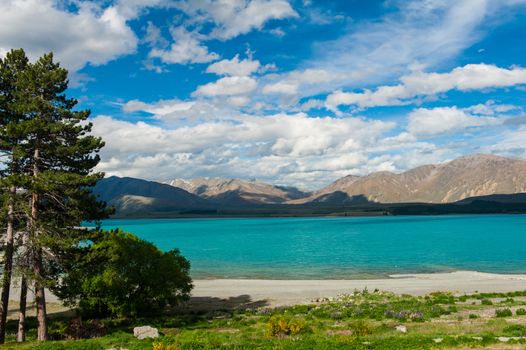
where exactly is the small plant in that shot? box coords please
[503,324,526,336]
[266,315,305,337]
[349,320,373,337]
[153,343,180,350]
[481,299,493,305]
[468,314,478,319]
[516,308,526,316]
[495,308,513,317]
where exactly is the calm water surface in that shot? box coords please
[100,215,526,279]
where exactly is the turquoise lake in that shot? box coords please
[100,215,526,279]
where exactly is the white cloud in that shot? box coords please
[149,26,219,64]
[123,99,195,115]
[206,55,260,76]
[194,76,258,96]
[262,69,341,95]
[0,0,137,73]
[143,21,169,48]
[175,0,298,40]
[281,0,526,101]
[91,112,408,188]
[407,106,501,138]
[487,125,526,158]
[464,100,520,116]
[227,96,250,107]
[122,98,242,124]
[326,64,526,110]
[263,81,298,95]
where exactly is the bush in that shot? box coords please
[54,229,193,317]
[503,324,526,336]
[64,319,107,339]
[481,299,493,305]
[468,314,478,319]
[349,320,373,337]
[495,308,513,317]
[516,308,526,316]
[153,343,181,350]
[266,315,305,337]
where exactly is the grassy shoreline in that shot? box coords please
[4,289,526,349]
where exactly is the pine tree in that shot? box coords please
[0,50,109,342]
[0,49,30,344]
[14,52,109,341]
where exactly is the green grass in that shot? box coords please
[4,289,526,349]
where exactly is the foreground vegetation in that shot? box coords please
[3,289,526,349]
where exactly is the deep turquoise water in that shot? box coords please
[100,215,526,279]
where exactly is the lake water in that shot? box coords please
[100,215,526,279]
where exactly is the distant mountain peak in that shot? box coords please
[294,154,526,204]
[164,177,310,205]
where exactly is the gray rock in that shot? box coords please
[133,326,159,339]
[395,325,407,333]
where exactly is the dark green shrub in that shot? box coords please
[516,308,526,316]
[495,308,512,317]
[481,299,493,305]
[468,314,478,319]
[503,324,526,336]
[54,229,192,317]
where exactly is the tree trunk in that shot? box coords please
[30,148,47,341]
[16,276,27,342]
[0,186,16,343]
[34,246,47,341]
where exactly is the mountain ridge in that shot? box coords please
[164,177,310,205]
[291,154,526,204]
[92,154,526,215]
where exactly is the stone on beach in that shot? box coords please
[133,326,159,339]
[395,325,407,333]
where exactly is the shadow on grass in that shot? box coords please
[175,294,269,312]
[1,295,270,342]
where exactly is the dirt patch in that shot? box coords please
[327,329,353,336]
[209,328,240,333]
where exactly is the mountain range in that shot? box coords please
[93,154,526,216]
[294,154,526,204]
[164,178,308,205]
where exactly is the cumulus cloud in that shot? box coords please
[175,0,298,40]
[326,64,526,110]
[0,0,137,73]
[263,81,298,95]
[263,69,342,96]
[487,125,526,158]
[122,98,241,123]
[206,55,260,76]
[91,112,417,188]
[407,106,501,138]
[194,76,258,96]
[148,26,219,64]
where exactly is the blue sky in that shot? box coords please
[1,0,526,189]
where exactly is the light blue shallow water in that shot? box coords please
[100,215,526,279]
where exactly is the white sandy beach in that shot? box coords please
[6,271,526,312]
[191,271,526,307]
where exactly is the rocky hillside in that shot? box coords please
[296,154,526,204]
[164,177,309,205]
[93,176,210,214]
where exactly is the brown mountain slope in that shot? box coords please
[294,154,526,204]
[164,177,309,205]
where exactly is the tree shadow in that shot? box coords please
[173,294,269,313]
